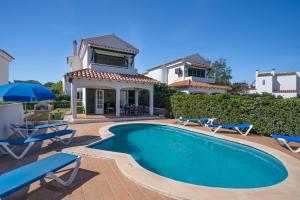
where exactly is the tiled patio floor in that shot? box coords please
[1,119,299,199]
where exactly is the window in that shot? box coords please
[128,91,135,105]
[188,68,205,78]
[262,80,265,86]
[77,92,81,100]
[95,54,127,67]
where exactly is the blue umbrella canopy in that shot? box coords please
[0,83,56,102]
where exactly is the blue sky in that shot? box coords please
[1,0,299,84]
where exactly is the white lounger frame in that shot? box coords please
[176,117,215,126]
[275,138,300,153]
[0,130,76,160]
[0,156,81,200]
[205,124,253,136]
[9,122,69,138]
[45,156,81,186]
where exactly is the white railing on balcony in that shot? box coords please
[89,63,138,75]
[185,76,215,83]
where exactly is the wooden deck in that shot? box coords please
[1,119,299,200]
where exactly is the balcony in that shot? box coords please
[89,63,138,75]
[185,76,215,83]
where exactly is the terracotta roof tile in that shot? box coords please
[273,90,297,93]
[169,80,231,90]
[64,69,159,84]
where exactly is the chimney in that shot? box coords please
[271,68,275,76]
[73,40,77,56]
[255,69,259,77]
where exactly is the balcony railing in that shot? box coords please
[185,76,215,83]
[89,63,138,75]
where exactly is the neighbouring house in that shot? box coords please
[0,49,14,85]
[144,54,231,94]
[63,34,158,119]
[248,69,300,98]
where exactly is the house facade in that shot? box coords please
[144,54,231,94]
[249,70,300,98]
[63,34,158,119]
[0,49,14,85]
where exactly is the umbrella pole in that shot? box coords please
[25,103,29,132]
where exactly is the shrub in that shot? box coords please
[77,105,84,114]
[51,101,70,108]
[171,93,300,136]
[139,83,178,113]
[55,94,70,101]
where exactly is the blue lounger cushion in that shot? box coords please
[272,134,300,143]
[177,118,209,122]
[0,130,74,145]
[207,123,252,129]
[0,153,79,198]
[11,121,68,130]
[34,122,68,130]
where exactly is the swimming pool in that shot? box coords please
[90,123,288,189]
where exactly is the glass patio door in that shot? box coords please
[95,90,104,114]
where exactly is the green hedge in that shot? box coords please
[171,93,300,136]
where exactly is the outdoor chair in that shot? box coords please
[272,134,300,153]
[10,121,69,138]
[175,117,210,126]
[205,123,253,136]
[0,129,76,159]
[0,153,81,199]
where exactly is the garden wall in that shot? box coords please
[171,94,300,136]
[0,103,24,139]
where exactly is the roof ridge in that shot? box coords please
[169,80,231,90]
[64,68,159,84]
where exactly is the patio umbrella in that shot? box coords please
[0,83,56,126]
[0,83,55,102]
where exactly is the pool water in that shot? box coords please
[90,124,288,188]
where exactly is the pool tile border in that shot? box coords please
[63,121,300,200]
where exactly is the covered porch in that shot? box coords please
[65,69,157,120]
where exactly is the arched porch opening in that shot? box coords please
[69,78,154,119]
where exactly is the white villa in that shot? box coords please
[144,54,231,94]
[63,34,158,119]
[0,49,14,85]
[249,69,300,98]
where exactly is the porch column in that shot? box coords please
[115,88,121,117]
[149,87,154,116]
[71,82,77,119]
[135,90,139,106]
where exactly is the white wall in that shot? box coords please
[0,104,24,139]
[180,87,226,94]
[167,63,185,84]
[273,92,298,98]
[67,55,82,71]
[275,75,297,91]
[256,76,273,93]
[144,68,164,83]
[82,48,89,69]
[145,61,216,86]
[0,56,9,85]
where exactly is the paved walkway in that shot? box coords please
[1,119,299,199]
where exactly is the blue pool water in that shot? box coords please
[90,124,288,188]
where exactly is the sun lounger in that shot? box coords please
[10,121,69,138]
[205,123,253,136]
[175,117,209,126]
[271,134,300,153]
[0,129,76,159]
[0,153,81,199]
